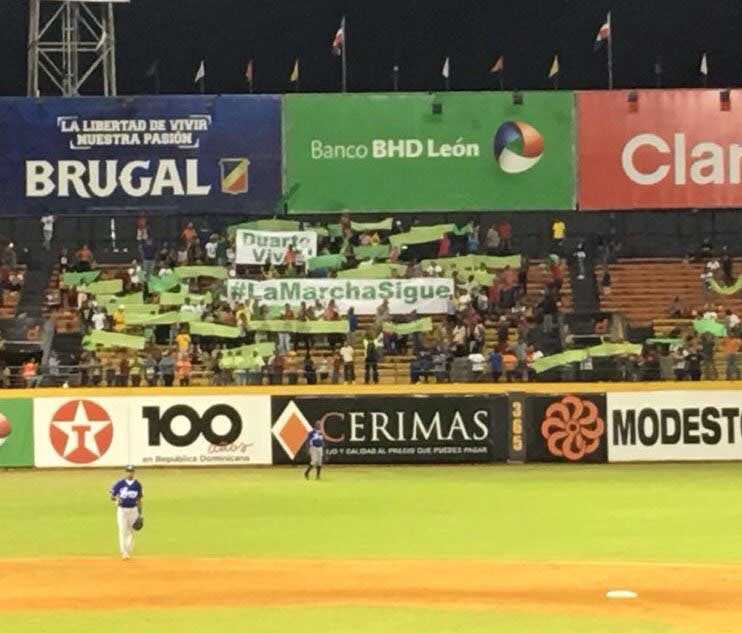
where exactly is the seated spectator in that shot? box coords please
[498,220,512,253]
[502,349,518,382]
[484,225,501,255]
[248,352,264,384]
[668,296,685,318]
[285,350,299,385]
[468,351,486,381]
[75,244,94,271]
[304,353,317,385]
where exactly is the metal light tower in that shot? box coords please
[27,0,123,97]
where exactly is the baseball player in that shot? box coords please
[109,465,143,560]
[304,422,324,480]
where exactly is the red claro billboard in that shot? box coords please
[578,90,742,209]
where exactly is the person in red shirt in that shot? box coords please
[283,244,297,267]
[181,222,197,244]
[438,233,451,257]
[497,220,512,254]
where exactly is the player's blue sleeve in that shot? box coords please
[110,480,121,497]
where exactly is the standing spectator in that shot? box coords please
[700,332,718,380]
[175,327,191,354]
[104,357,116,387]
[41,214,55,251]
[317,356,330,383]
[331,351,342,384]
[89,355,103,386]
[347,307,358,345]
[488,348,503,382]
[725,309,740,334]
[117,354,130,387]
[248,352,264,384]
[497,219,512,254]
[721,335,741,380]
[2,242,18,268]
[176,352,192,386]
[375,299,391,328]
[363,334,379,384]
[284,350,299,385]
[303,353,317,384]
[267,352,284,385]
[551,218,566,254]
[143,353,158,386]
[484,225,501,255]
[672,346,688,380]
[130,354,143,387]
[75,244,93,271]
[340,340,355,383]
[502,349,518,382]
[437,232,451,258]
[686,346,702,381]
[283,244,298,267]
[204,234,219,265]
[159,350,176,386]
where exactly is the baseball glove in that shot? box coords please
[132,516,144,531]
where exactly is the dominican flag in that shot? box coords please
[332,16,345,55]
[594,13,611,50]
[490,56,504,73]
[548,54,560,79]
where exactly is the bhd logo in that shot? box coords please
[540,395,605,461]
[272,401,312,461]
[493,121,544,174]
[49,399,113,464]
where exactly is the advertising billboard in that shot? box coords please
[0,399,34,468]
[283,92,575,212]
[608,391,742,461]
[271,395,509,464]
[0,95,281,215]
[578,89,742,209]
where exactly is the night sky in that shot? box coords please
[2,0,742,96]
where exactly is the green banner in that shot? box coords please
[0,399,34,467]
[532,342,642,374]
[283,92,575,212]
[335,263,407,279]
[247,319,349,334]
[389,224,455,247]
[420,254,521,272]
[354,243,391,261]
[306,254,347,272]
[189,321,242,338]
[227,218,302,237]
[693,318,727,337]
[382,317,433,335]
[124,311,200,326]
[83,330,147,350]
[148,272,181,294]
[351,218,394,232]
[61,270,100,288]
[174,266,228,280]
[160,290,212,307]
[711,278,742,296]
[80,278,123,295]
[219,342,276,369]
[99,292,145,310]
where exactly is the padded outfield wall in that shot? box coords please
[1,383,742,468]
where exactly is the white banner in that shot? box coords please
[236,229,317,265]
[608,391,742,462]
[34,397,130,468]
[33,395,272,467]
[130,395,272,466]
[226,277,454,315]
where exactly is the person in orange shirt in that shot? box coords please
[22,358,38,388]
[175,352,192,386]
[722,336,741,380]
[181,222,197,244]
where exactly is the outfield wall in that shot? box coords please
[1,383,741,467]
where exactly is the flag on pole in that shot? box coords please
[700,53,708,76]
[145,60,159,78]
[332,16,345,55]
[548,54,560,79]
[442,57,450,78]
[194,60,205,84]
[245,60,254,83]
[290,59,300,83]
[490,56,504,73]
[594,15,611,50]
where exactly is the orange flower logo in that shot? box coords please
[541,395,604,461]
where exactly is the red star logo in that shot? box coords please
[49,400,113,464]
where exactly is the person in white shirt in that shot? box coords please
[91,310,107,331]
[340,342,355,383]
[41,214,55,251]
[204,236,218,264]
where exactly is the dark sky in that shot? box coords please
[2,0,741,96]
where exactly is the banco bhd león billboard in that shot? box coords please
[0,95,281,215]
[282,92,575,212]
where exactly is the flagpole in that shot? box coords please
[154,69,160,95]
[607,10,614,89]
[341,17,347,92]
[392,65,399,91]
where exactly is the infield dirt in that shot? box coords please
[1,558,740,632]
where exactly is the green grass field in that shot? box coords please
[3,463,741,632]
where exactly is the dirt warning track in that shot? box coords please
[1,558,741,632]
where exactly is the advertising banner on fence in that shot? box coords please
[130,395,272,466]
[608,391,742,461]
[226,277,454,315]
[271,395,509,464]
[524,393,607,463]
[283,92,575,212]
[235,228,317,265]
[0,399,34,467]
[34,397,130,468]
[0,95,281,215]
[578,90,742,209]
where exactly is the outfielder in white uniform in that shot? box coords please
[109,465,143,560]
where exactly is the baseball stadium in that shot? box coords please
[2,1,742,632]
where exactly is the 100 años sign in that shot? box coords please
[226,277,454,315]
[271,395,509,464]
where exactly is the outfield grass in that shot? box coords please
[0,606,681,633]
[2,463,742,562]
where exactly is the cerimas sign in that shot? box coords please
[607,391,742,461]
[0,95,281,214]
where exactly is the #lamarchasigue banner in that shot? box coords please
[235,228,317,265]
[225,277,454,315]
[578,89,742,209]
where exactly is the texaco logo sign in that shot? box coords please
[49,399,114,464]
